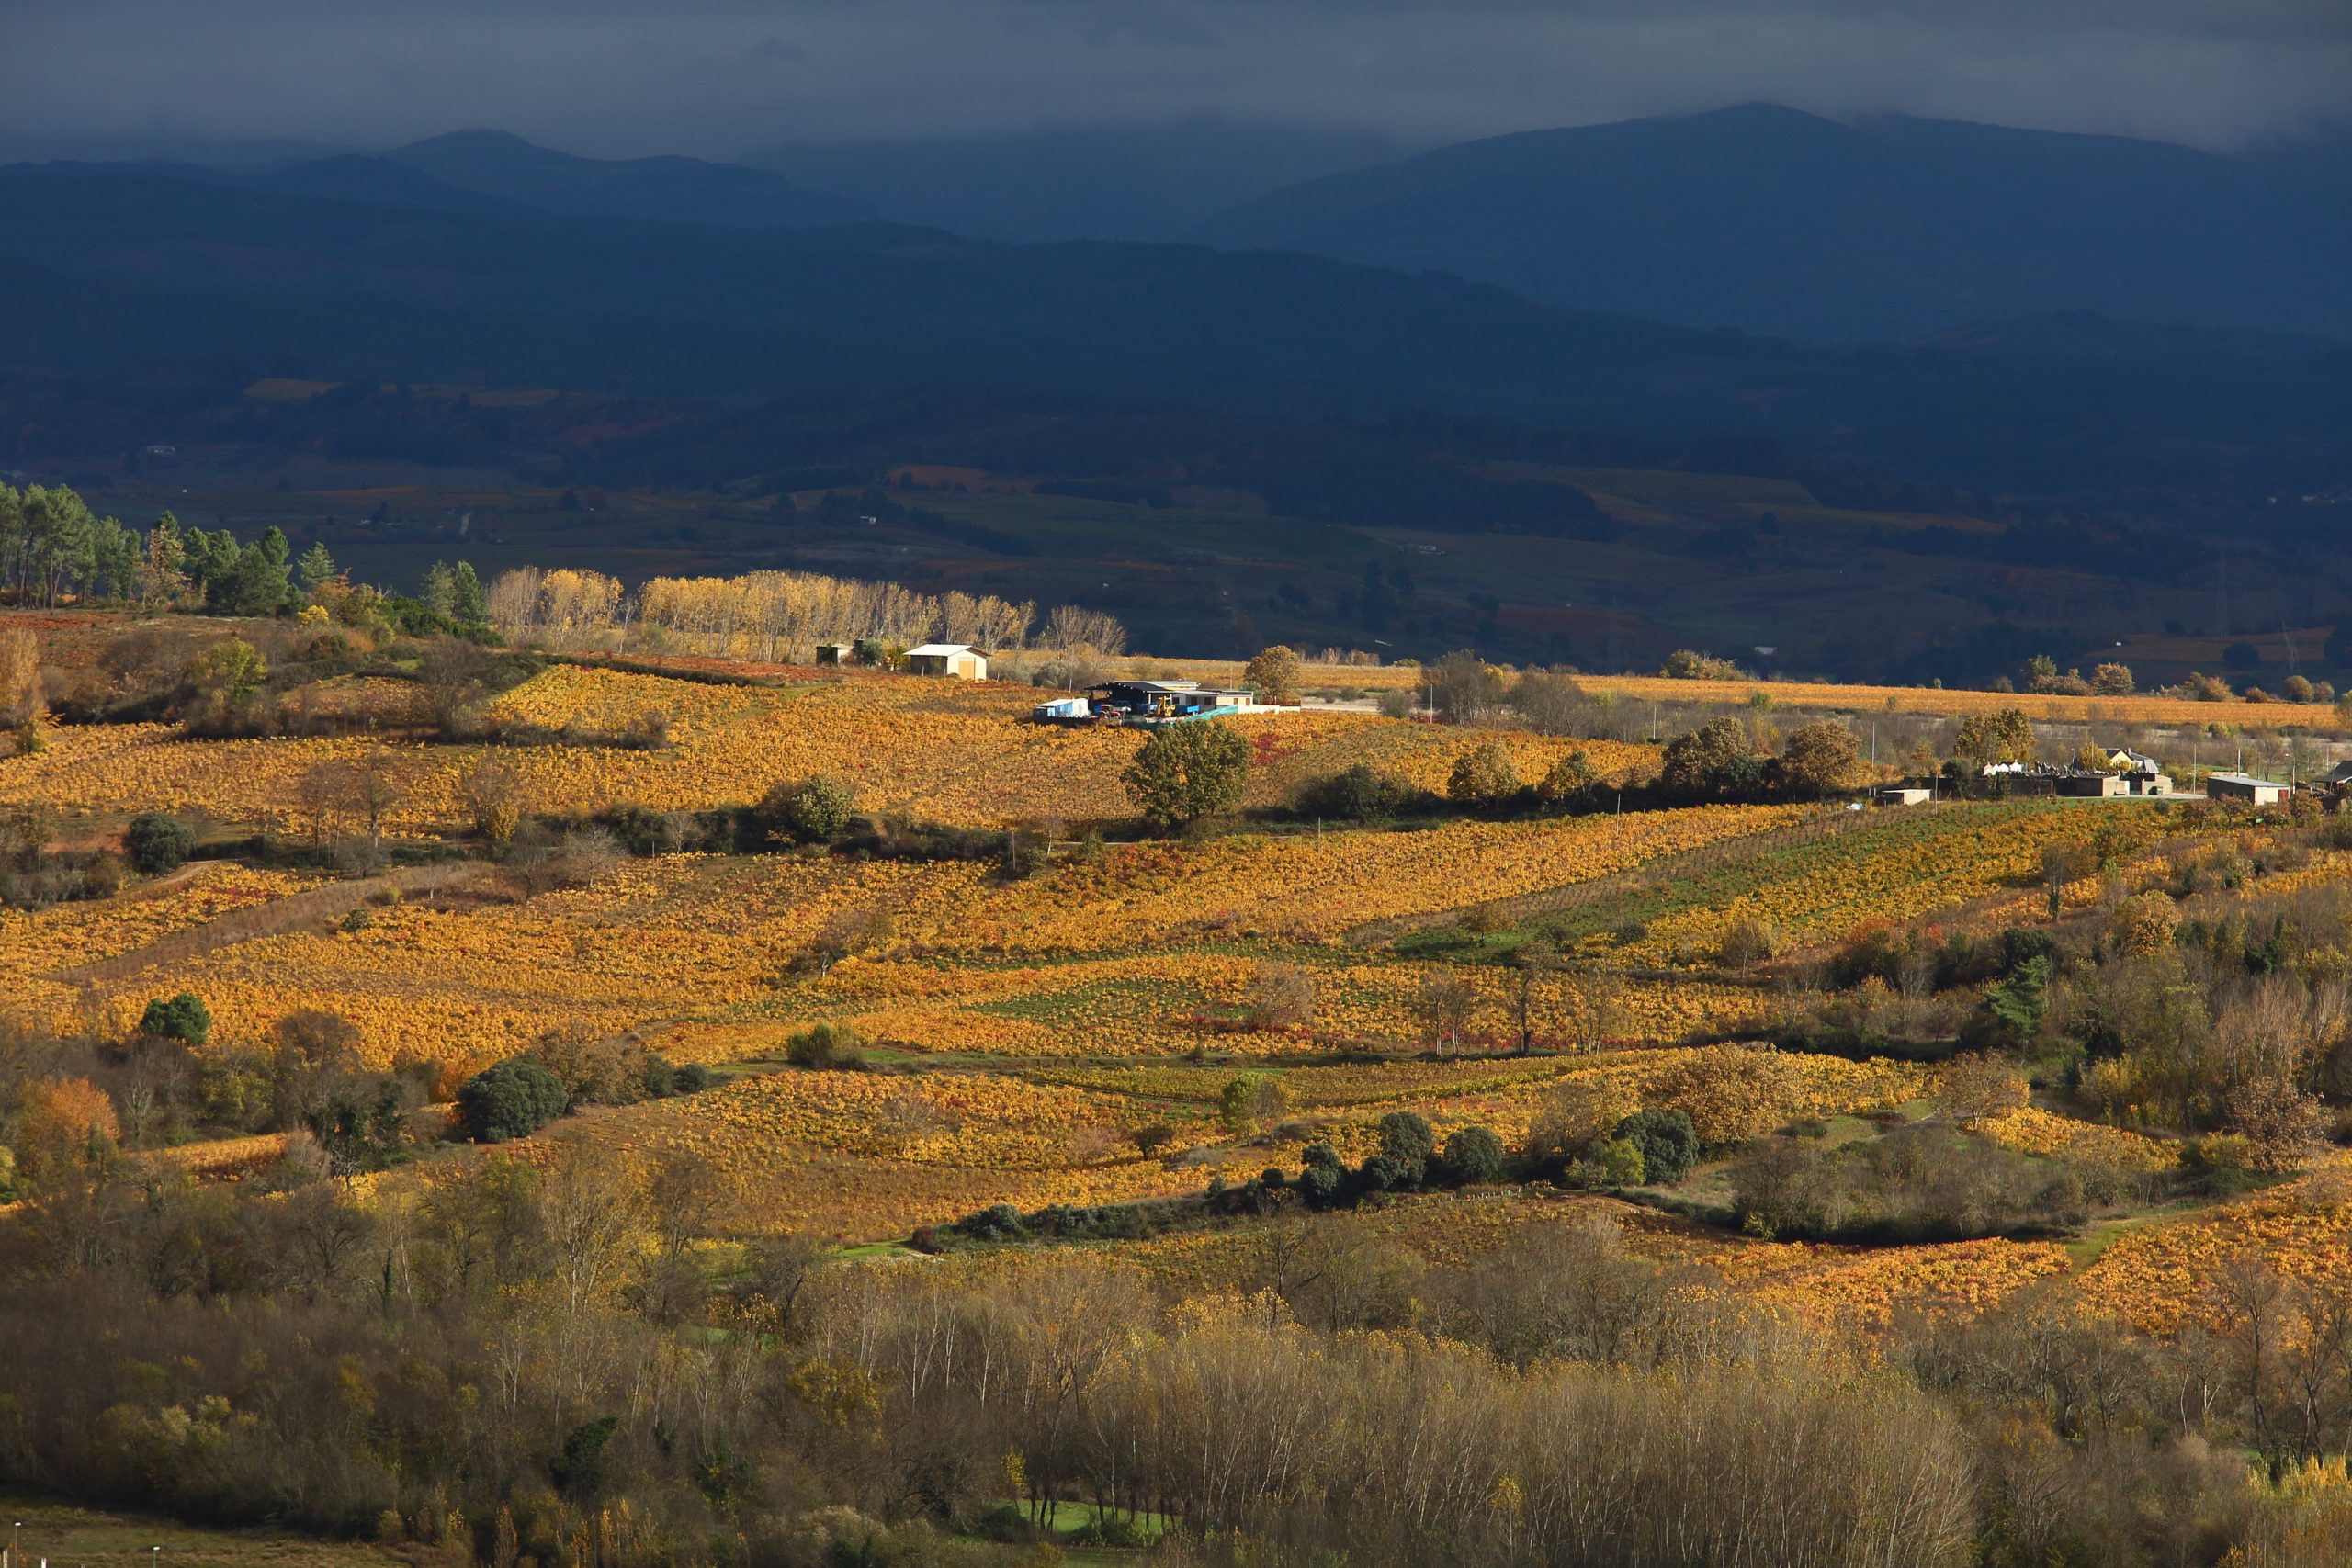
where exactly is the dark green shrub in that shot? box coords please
[1297,1142,1348,1208]
[139,992,211,1049]
[672,1062,714,1093]
[764,775,857,844]
[1612,1108,1700,1185]
[1999,925,2059,976]
[1298,763,1410,821]
[1363,1111,1435,1190]
[784,1021,865,1070]
[956,1202,1026,1241]
[641,1054,677,1098]
[1439,1125,1507,1185]
[549,1416,620,1498]
[456,1057,570,1143]
[123,813,195,875]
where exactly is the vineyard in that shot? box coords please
[0,665,1655,835]
[1114,657,2341,729]
[6,621,2351,1404]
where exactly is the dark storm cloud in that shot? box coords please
[6,0,2346,158]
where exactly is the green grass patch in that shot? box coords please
[1399,800,2069,963]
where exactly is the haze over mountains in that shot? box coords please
[231,130,873,229]
[746,120,1406,242]
[0,103,2345,513]
[20,105,2340,347]
[2,154,2345,502]
[1198,105,2352,342]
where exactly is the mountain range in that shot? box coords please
[11,107,2344,346]
[0,105,2346,509]
[371,130,871,229]
[746,120,1405,242]
[1197,105,2352,342]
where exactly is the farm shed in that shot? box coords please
[1031,695,1091,722]
[2204,773,2287,805]
[2056,773,2128,798]
[814,642,854,666]
[905,644,988,681]
[1874,786,1932,807]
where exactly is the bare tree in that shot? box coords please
[538,1145,650,1320]
[336,748,404,855]
[1411,968,1478,1056]
[639,1149,722,1325]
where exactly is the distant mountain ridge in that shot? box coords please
[1911,310,2340,364]
[1198,104,2352,343]
[246,153,524,214]
[369,129,871,229]
[747,119,1407,242]
[0,162,2341,501]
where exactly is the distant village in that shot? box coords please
[1880,749,2338,808]
[864,637,2338,806]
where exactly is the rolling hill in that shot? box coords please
[0,163,2343,503]
[375,129,871,229]
[1198,105,2352,343]
[748,118,1407,241]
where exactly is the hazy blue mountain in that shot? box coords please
[1198,105,2352,342]
[380,129,870,229]
[246,154,523,214]
[0,130,351,169]
[1910,310,2340,364]
[747,119,1408,240]
[0,164,2342,499]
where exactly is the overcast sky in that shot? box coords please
[7,0,2348,160]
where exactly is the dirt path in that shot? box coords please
[50,862,482,985]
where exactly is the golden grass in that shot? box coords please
[1581,675,2325,728]
[0,667,1657,836]
[0,1493,405,1565]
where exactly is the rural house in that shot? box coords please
[2105,748,2175,795]
[1095,680,1254,721]
[905,643,988,680]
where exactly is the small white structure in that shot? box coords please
[1875,785,1932,807]
[2058,772,2130,798]
[906,643,988,681]
[1032,695,1091,721]
[2205,773,2287,805]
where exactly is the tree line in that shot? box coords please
[1,1124,2349,1567]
